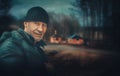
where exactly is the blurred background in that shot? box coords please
[0,0,120,76]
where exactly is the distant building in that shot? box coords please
[50,30,62,43]
[68,34,84,45]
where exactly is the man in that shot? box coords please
[0,6,49,76]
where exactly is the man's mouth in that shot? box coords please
[33,30,43,38]
[34,33,43,37]
[36,33,42,35]
[35,33,42,36]
[34,31,42,35]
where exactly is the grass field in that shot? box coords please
[44,44,120,76]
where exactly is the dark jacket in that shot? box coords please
[0,28,48,76]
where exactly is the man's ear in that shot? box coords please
[24,22,28,28]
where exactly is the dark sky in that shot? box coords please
[9,0,75,19]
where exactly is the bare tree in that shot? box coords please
[44,12,81,41]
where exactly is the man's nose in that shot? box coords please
[37,25,43,31]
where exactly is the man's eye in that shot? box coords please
[42,24,47,27]
[34,23,39,26]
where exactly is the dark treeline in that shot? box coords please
[0,0,12,15]
[70,0,119,51]
[0,0,18,36]
[113,0,120,52]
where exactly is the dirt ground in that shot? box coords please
[44,44,120,76]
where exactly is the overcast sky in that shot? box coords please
[9,0,76,19]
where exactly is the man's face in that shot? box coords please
[24,21,47,42]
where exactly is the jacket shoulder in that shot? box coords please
[0,30,23,46]
[0,30,24,52]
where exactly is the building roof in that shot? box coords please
[69,34,82,39]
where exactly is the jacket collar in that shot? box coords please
[16,28,35,45]
[16,28,46,47]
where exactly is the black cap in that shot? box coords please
[25,6,49,24]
